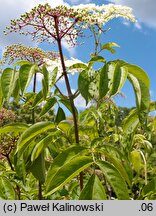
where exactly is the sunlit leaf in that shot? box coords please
[96,160,129,199]
[79,174,107,200]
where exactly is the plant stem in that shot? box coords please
[5,154,21,199]
[54,17,83,189]
[54,17,79,144]
[5,154,14,171]
[32,72,37,124]
[38,181,43,200]
[32,72,43,198]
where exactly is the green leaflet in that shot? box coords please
[88,56,106,68]
[125,64,150,88]
[12,74,20,102]
[19,64,37,94]
[130,150,143,173]
[29,152,46,184]
[46,156,93,195]
[32,90,43,107]
[97,149,132,187]
[110,64,128,96]
[16,122,55,153]
[0,176,16,200]
[68,63,87,70]
[0,75,3,107]
[14,153,26,182]
[0,123,29,135]
[1,68,15,101]
[142,178,156,198]
[58,120,73,135]
[49,66,58,90]
[126,64,150,124]
[31,134,54,161]
[46,146,87,193]
[55,107,66,123]
[13,60,32,67]
[40,97,57,117]
[96,160,130,200]
[78,69,91,104]
[42,65,49,99]
[79,174,107,200]
[123,109,139,134]
[59,99,78,116]
[99,62,112,99]
[100,42,120,54]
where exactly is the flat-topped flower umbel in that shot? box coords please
[4,3,135,46]
[3,44,60,66]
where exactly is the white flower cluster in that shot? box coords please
[44,57,87,80]
[6,3,136,47]
[73,3,136,27]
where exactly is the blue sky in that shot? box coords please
[0,0,156,111]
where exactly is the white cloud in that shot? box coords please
[62,40,77,57]
[71,88,91,109]
[67,0,91,5]
[108,0,156,29]
[0,0,67,50]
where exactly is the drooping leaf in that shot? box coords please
[0,176,16,200]
[1,68,15,101]
[126,64,150,123]
[130,150,143,173]
[19,64,37,94]
[46,156,93,195]
[79,174,107,200]
[126,64,150,88]
[16,122,55,153]
[96,160,130,200]
[55,107,66,123]
[40,97,57,117]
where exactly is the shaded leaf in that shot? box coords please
[29,152,45,184]
[55,107,66,123]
